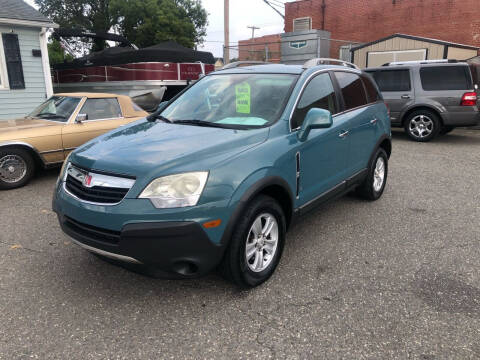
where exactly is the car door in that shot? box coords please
[291,72,350,207]
[62,97,129,156]
[333,71,378,175]
[367,68,413,125]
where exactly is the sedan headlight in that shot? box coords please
[139,172,209,208]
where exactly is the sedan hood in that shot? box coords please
[0,117,58,133]
[70,120,269,178]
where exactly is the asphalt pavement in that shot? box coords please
[0,129,479,359]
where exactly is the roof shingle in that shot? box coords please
[0,0,53,24]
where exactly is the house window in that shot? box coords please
[2,33,25,90]
[293,17,312,32]
[0,34,8,89]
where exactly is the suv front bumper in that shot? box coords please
[53,182,229,277]
[57,214,224,276]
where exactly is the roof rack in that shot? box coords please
[303,58,360,70]
[383,59,460,66]
[221,61,271,70]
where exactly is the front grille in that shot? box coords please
[64,216,121,245]
[66,174,129,204]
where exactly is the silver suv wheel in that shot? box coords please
[409,115,434,139]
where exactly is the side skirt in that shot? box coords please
[292,168,367,220]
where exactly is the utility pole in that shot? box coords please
[247,25,260,39]
[224,0,230,64]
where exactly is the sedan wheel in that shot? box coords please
[0,154,28,184]
[0,149,35,190]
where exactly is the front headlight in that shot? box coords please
[139,172,209,208]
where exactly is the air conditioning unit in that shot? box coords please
[293,17,312,32]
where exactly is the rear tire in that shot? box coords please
[219,195,286,288]
[404,110,441,142]
[356,148,388,201]
[0,148,35,190]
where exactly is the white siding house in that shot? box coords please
[0,0,57,120]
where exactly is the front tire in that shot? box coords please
[220,195,286,288]
[356,148,388,201]
[0,148,35,190]
[404,110,441,142]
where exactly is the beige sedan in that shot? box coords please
[0,93,148,189]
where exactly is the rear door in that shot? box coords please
[366,68,413,125]
[62,97,129,155]
[333,71,377,175]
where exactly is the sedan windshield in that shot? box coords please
[29,96,81,122]
[161,73,298,129]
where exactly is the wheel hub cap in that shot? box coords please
[0,155,27,184]
[245,213,279,273]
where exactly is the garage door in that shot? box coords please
[367,49,427,67]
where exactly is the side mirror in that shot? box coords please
[157,101,169,112]
[297,108,333,142]
[75,113,87,123]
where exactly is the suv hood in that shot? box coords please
[70,120,269,178]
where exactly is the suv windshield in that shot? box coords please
[29,96,81,122]
[161,73,298,128]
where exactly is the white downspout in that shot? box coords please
[39,27,53,97]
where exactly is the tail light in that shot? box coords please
[461,92,477,106]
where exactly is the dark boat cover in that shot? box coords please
[53,40,215,70]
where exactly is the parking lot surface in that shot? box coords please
[1,129,479,359]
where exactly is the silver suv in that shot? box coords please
[366,60,479,142]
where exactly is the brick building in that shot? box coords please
[284,0,480,60]
[238,34,281,63]
[239,0,480,63]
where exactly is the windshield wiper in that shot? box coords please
[147,113,172,123]
[173,119,229,128]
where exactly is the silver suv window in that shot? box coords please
[369,70,411,92]
[420,66,472,91]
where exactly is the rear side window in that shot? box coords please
[362,74,382,103]
[420,66,472,90]
[334,72,368,110]
[291,73,337,129]
[370,70,411,92]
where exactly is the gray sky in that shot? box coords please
[198,0,285,58]
[25,0,286,58]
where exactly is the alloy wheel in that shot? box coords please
[373,156,385,192]
[409,115,434,139]
[245,213,279,273]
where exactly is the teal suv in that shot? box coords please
[53,60,392,288]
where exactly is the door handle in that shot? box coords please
[401,95,410,99]
[339,130,349,138]
[370,118,378,125]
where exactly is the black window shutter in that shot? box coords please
[2,34,25,90]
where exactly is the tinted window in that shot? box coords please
[335,72,368,110]
[369,70,411,92]
[362,74,382,103]
[291,73,337,129]
[420,66,472,90]
[80,98,122,120]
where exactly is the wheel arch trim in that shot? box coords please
[399,105,444,126]
[0,141,47,166]
[220,176,294,246]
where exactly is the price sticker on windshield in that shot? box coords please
[235,83,251,114]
